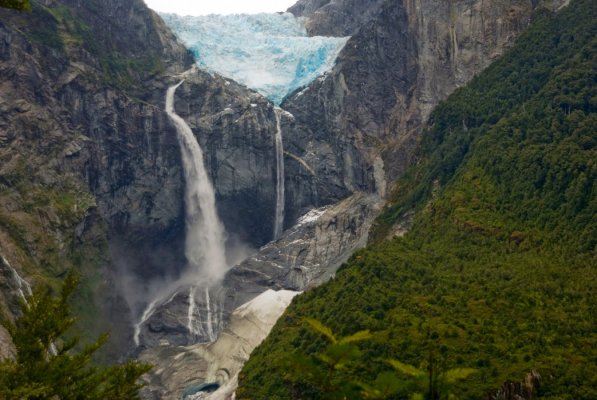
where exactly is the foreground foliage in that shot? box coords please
[287,319,476,400]
[0,274,151,399]
[0,0,30,11]
[238,0,596,398]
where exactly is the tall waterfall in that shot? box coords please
[273,108,285,239]
[166,80,228,283]
[127,80,227,345]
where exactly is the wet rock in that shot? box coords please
[136,192,381,349]
[139,289,299,400]
[223,192,382,310]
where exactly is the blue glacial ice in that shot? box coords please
[160,13,349,105]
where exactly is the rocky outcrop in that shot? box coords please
[223,192,381,310]
[283,0,570,199]
[139,290,299,400]
[136,192,381,348]
[0,0,195,357]
[288,0,387,36]
[485,371,542,400]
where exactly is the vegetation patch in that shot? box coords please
[237,0,596,398]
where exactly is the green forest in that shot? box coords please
[237,0,597,398]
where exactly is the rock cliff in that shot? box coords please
[135,192,382,348]
[288,0,387,36]
[284,0,570,199]
[0,0,350,359]
[0,0,572,394]
[0,0,198,357]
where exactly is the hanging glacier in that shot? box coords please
[160,12,349,105]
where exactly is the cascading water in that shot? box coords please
[167,80,228,342]
[187,286,198,337]
[134,297,160,346]
[204,287,216,342]
[166,80,228,283]
[273,108,285,240]
[135,80,229,346]
[2,256,32,301]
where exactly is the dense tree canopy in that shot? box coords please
[0,0,31,11]
[0,273,151,399]
[237,0,596,398]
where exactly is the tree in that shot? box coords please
[284,318,373,399]
[0,0,31,11]
[384,357,476,400]
[0,273,151,399]
[286,319,477,400]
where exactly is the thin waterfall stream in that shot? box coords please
[273,108,285,240]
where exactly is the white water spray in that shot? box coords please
[187,286,198,337]
[273,108,285,239]
[134,298,157,346]
[166,81,228,282]
[135,80,230,346]
[204,287,216,342]
[2,256,32,301]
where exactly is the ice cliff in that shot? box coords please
[160,13,349,104]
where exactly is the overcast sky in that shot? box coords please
[143,0,297,15]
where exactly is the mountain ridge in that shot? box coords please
[237,0,596,397]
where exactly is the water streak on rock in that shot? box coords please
[273,108,285,239]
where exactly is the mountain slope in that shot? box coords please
[0,0,196,357]
[237,0,596,398]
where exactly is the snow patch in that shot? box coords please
[296,206,331,226]
[234,289,299,324]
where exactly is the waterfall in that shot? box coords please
[135,80,229,347]
[134,297,159,346]
[187,286,198,337]
[2,256,32,301]
[2,256,57,355]
[166,80,228,283]
[204,287,216,342]
[273,108,285,239]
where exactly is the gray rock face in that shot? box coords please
[288,0,387,36]
[0,0,217,371]
[0,0,197,357]
[174,75,279,246]
[283,0,567,195]
[136,192,381,348]
[139,289,299,400]
[223,192,381,310]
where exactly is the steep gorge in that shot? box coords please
[0,0,581,398]
[238,0,595,398]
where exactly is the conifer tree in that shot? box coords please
[0,273,151,399]
[0,0,31,11]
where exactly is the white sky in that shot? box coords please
[143,0,298,15]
